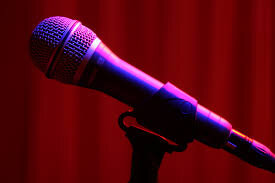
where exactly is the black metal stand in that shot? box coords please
[126,127,166,183]
[118,111,187,183]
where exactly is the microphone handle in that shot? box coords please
[80,42,232,147]
[79,42,163,107]
[78,42,275,172]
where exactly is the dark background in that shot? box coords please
[0,0,274,182]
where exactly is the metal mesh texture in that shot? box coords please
[52,24,97,83]
[30,16,74,73]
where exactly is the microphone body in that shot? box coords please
[80,41,232,147]
[79,42,163,107]
[81,41,275,172]
[30,17,275,173]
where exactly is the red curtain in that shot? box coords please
[1,0,274,183]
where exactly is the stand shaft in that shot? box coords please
[127,128,166,183]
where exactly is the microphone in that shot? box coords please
[29,16,274,173]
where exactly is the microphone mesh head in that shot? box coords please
[52,24,97,83]
[30,16,97,83]
[30,16,73,73]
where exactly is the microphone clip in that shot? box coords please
[118,110,186,153]
[118,110,186,183]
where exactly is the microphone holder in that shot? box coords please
[117,82,197,182]
[118,111,187,183]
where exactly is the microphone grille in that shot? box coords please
[52,24,97,83]
[30,16,97,83]
[30,16,73,73]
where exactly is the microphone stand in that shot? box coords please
[126,127,166,183]
[118,111,187,183]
